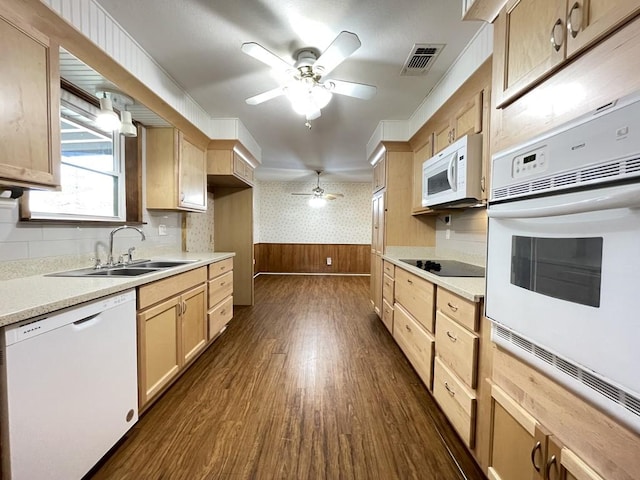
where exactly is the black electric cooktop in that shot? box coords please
[399,259,485,278]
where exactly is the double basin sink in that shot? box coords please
[48,260,198,278]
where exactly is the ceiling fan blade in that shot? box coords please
[241,42,293,73]
[313,31,361,77]
[323,193,344,200]
[325,79,377,100]
[245,87,285,105]
[291,193,313,196]
[306,108,322,121]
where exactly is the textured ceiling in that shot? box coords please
[93,0,481,182]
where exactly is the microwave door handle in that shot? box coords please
[488,183,640,219]
[447,153,458,192]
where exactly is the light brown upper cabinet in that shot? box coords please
[0,12,60,190]
[146,127,207,212]
[433,92,484,155]
[494,0,640,107]
[372,154,386,193]
[207,140,257,188]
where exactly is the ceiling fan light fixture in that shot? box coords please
[285,83,332,116]
[308,196,327,208]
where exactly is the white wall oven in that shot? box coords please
[422,133,483,208]
[486,93,640,433]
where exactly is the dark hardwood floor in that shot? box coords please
[90,275,485,480]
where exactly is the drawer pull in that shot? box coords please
[444,382,455,396]
[531,441,543,472]
[447,302,458,312]
[546,454,558,480]
[407,279,413,285]
[446,331,457,342]
[221,266,226,270]
[405,325,411,333]
[221,309,226,315]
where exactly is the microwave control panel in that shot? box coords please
[512,145,549,179]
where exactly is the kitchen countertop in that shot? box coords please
[0,252,234,328]
[383,253,485,302]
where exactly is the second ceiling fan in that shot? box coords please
[241,31,377,123]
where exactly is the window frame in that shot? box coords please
[20,89,126,223]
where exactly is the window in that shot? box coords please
[24,90,125,222]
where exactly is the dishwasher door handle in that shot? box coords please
[73,313,101,326]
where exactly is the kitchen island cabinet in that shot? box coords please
[0,8,60,190]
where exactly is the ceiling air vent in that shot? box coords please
[401,44,445,76]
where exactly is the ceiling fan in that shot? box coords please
[291,171,344,202]
[241,31,377,123]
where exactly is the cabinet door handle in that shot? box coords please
[183,301,187,314]
[567,2,582,39]
[446,331,457,342]
[531,441,543,472]
[550,18,564,52]
[444,382,455,396]
[545,454,558,480]
[447,302,458,312]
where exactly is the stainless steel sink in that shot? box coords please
[132,260,196,268]
[86,268,161,277]
[47,259,198,278]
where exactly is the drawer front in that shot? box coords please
[208,271,233,307]
[393,304,435,390]
[435,311,478,388]
[209,257,233,279]
[381,299,394,334]
[138,267,207,310]
[394,267,435,333]
[383,260,395,278]
[437,288,478,332]
[208,295,233,339]
[433,357,476,448]
[382,273,394,303]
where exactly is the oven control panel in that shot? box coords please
[512,145,549,179]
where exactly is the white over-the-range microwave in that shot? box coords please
[422,133,483,208]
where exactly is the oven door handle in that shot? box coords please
[488,183,640,219]
[447,152,458,192]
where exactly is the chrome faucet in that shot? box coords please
[108,225,146,266]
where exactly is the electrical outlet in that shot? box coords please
[326,257,332,266]
[445,229,451,240]
[158,224,167,236]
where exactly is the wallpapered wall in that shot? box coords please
[185,191,215,252]
[255,181,372,244]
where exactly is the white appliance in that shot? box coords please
[422,133,483,208]
[486,93,640,433]
[1,290,139,479]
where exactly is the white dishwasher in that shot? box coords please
[1,290,139,480]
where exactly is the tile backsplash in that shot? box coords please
[0,198,181,278]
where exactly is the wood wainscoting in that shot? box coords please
[254,243,370,275]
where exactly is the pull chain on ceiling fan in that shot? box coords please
[241,31,377,124]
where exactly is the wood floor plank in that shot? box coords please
[89,275,485,480]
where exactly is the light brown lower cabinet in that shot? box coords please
[208,257,234,339]
[137,267,207,410]
[488,384,604,480]
[393,303,435,390]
